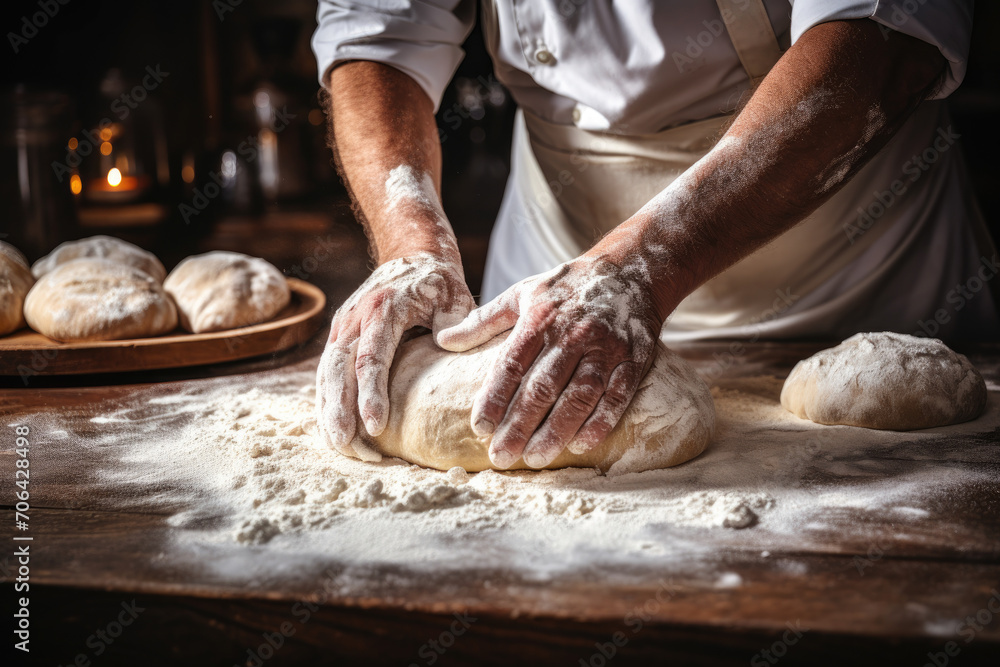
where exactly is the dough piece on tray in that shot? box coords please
[0,241,34,335]
[164,251,291,334]
[32,235,167,283]
[24,258,177,342]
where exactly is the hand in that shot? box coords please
[436,255,662,469]
[316,252,475,460]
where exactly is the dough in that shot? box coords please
[0,241,34,335]
[32,235,167,282]
[164,251,291,333]
[334,332,716,474]
[23,258,177,342]
[780,332,987,430]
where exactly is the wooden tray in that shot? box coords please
[0,278,326,376]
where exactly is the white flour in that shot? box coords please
[71,363,999,585]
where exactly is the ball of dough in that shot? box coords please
[780,332,987,430]
[32,235,167,282]
[321,332,716,475]
[0,241,34,335]
[24,258,177,342]
[164,251,291,334]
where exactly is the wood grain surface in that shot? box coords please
[2,344,999,666]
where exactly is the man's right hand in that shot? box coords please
[315,252,475,460]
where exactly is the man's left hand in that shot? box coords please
[436,255,663,469]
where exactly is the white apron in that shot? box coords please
[480,0,1000,341]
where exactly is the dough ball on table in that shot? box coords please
[164,251,291,333]
[319,332,716,475]
[32,235,167,282]
[24,258,177,342]
[780,332,987,430]
[0,241,35,335]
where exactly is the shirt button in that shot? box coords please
[535,49,555,65]
[571,107,582,124]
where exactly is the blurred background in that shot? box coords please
[0,0,997,300]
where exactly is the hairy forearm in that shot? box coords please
[326,62,461,266]
[590,20,946,321]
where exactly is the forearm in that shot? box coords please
[590,20,947,321]
[326,61,460,266]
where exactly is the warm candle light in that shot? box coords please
[100,141,113,156]
[70,174,82,194]
[107,168,122,187]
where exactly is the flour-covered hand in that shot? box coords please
[437,256,662,469]
[316,253,474,459]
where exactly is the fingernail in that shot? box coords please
[566,439,590,456]
[473,417,495,437]
[364,415,382,436]
[522,448,550,469]
[489,448,516,469]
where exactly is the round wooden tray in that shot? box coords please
[0,278,326,376]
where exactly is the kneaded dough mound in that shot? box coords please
[24,258,177,342]
[164,251,291,333]
[341,332,716,475]
[32,235,167,282]
[0,241,35,335]
[781,332,987,430]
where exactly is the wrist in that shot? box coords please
[377,229,461,268]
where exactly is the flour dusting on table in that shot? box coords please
[69,365,1000,587]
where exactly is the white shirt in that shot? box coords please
[312,0,973,132]
[312,1,998,341]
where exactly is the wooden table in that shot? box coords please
[2,216,999,666]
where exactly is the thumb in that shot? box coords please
[435,288,520,352]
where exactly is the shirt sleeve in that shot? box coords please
[311,0,476,112]
[789,0,974,99]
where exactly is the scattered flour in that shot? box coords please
[61,363,999,587]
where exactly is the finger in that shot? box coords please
[567,360,645,455]
[489,345,583,469]
[355,310,406,437]
[435,287,520,352]
[520,353,611,468]
[315,340,361,459]
[470,319,545,437]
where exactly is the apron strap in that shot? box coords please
[715,0,784,84]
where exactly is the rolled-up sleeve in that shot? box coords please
[789,0,974,98]
[311,0,476,111]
